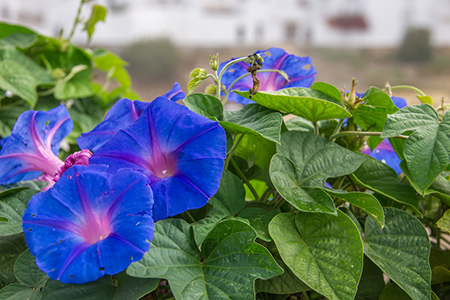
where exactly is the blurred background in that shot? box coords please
[1,0,450,104]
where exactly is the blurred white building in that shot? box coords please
[1,0,450,48]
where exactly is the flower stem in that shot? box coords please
[183,211,196,223]
[313,122,319,135]
[216,56,248,99]
[260,187,273,203]
[273,198,285,210]
[67,0,86,42]
[230,157,260,201]
[330,119,345,142]
[224,134,244,169]
[389,85,426,96]
[329,131,408,141]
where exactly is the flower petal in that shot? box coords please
[362,139,402,174]
[90,97,226,221]
[163,82,186,102]
[0,105,71,184]
[22,165,154,284]
[219,47,317,105]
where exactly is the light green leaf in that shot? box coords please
[351,155,419,212]
[0,189,39,236]
[311,82,343,103]
[325,189,385,227]
[54,73,93,100]
[381,104,450,194]
[14,249,48,288]
[187,68,208,95]
[0,32,37,49]
[437,209,450,233]
[352,87,398,131]
[269,212,363,300]
[0,60,38,106]
[128,219,282,300]
[221,103,283,143]
[234,88,351,123]
[184,93,223,120]
[255,255,309,295]
[364,208,431,300]
[0,234,27,286]
[93,48,128,71]
[276,132,366,187]
[270,154,336,214]
[417,95,433,105]
[354,256,385,300]
[285,117,314,132]
[84,4,107,43]
[42,271,158,300]
[0,283,41,300]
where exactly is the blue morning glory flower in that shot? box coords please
[219,47,317,105]
[0,105,72,184]
[89,97,227,221]
[77,83,185,152]
[362,95,407,174]
[22,165,154,284]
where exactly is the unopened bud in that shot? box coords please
[209,53,219,71]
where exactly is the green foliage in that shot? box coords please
[398,27,432,62]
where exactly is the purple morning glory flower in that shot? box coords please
[0,105,72,184]
[77,83,185,152]
[90,97,227,221]
[22,165,154,284]
[362,95,407,174]
[219,47,317,105]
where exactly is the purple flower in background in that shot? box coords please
[90,97,226,221]
[77,83,185,152]
[362,95,407,174]
[0,105,72,184]
[219,47,317,105]
[22,165,154,284]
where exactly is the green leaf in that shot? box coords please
[128,219,282,300]
[234,88,351,123]
[221,103,283,143]
[364,208,431,300]
[238,208,279,241]
[423,175,450,205]
[381,104,450,194]
[354,256,385,300]
[0,60,38,106]
[93,48,128,71]
[437,209,450,233]
[193,170,245,246]
[0,32,37,49]
[352,87,398,131]
[285,117,314,132]
[311,82,343,103]
[269,212,364,300]
[277,132,366,187]
[184,93,223,120]
[42,271,158,300]
[430,249,450,284]
[255,254,309,295]
[84,4,107,43]
[378,283,415,300]
[54,72,93,100]
[0,283,41,300]
[14,249,48,288]
[0,234,28,286]
[0,23,36,39]
[416,95,433,105]
[0,189,39,236]
[351,155,419,212]
[325,189,385,228]
[270,154,336,214]
[187,68,208,95]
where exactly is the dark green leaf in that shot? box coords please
[0,60,37,106]
[42,271,158,300]
[0,283,40,300]
[234,88,351,122]
[128,219,282,300]
[430,249,450,284]
[184,93,223,120]
[437,209,450,233]
[351,155,419,213]
[269,212,363,300]
[381,104,450,194]
[364,208,431,300]
[0,234,27,286]
[0,189,39,236]
[424,175,450,205]
[354,256,385,300]
[238,208,279,241]
[84,4,107,43]
[14,249,48,288]
[221,103,283,144]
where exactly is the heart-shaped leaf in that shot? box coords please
[0,233,27,286]
[381,104,450,194]
[0,283,41,300]
[0,60,38,106]
[238,208,279,241]
[269,212,363,300]
[14,249,48,288]
[128,219,282,300]
[364,208,431,300]
[310,82,343,103]
[184,93,223,120]
[354,256,385,300]
[234,88,351,123]
[437,209,450,233]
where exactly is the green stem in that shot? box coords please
[313,122,319,135]
[302,291,311,300]
[67,0,85,42]
[216,56,248,99]
[260,187,273,203]
[273,198,285,210]
[222,69,289,105]
[390,85,426,96]
[330,131,408,141]
[330,119,345,142]
[183,211,196,223]
[230,157,260,201]
[224,134,244,169]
